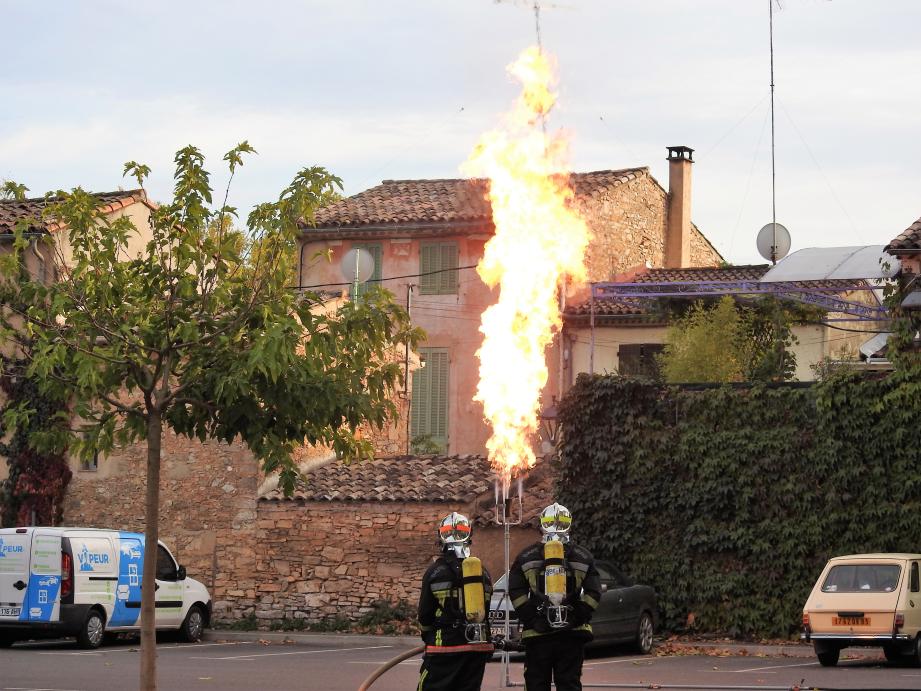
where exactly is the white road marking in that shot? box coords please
[4,688,85,691]
[730,660,816,673]
[38,642,241,656]
[583,656,660,667]
[190,644,394,661]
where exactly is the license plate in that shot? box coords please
[832,616,869,626]
[0,606,21,617]
[490,625,508,638]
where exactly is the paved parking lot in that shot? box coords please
[1,638,920,690]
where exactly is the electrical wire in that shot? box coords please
[292,264,478,290]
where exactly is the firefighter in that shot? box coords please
[417,511,494,691]
[509,502,602,691]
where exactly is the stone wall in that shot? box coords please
[578,171,721,282]
[63,431,261,623]
[254,500,454,624]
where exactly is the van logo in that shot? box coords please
[0,537,24,558]
[77,544,109,572]
[38,577,58,587]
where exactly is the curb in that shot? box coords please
[203,630,419,648]
[662,641,881,659]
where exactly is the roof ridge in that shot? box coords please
[3,189,145,204]
[379,168,648,186]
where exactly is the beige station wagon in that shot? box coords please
[802,553,921,666]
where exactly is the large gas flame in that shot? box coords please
[463,46,590,489]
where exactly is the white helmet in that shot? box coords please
[438,511,472,558]
[539,502,572,543]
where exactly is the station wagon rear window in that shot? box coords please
[822,564,901,593]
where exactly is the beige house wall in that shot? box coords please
[566,321,872,383]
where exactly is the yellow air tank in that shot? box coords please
[543,540,566,606]
[461,557,486,623]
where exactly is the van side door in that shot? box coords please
[906,560,921,637]
[69,533,118,624]
[154,543,184,628]
[25,531,62,623]
[0,529,31,622]
[109,534,143,628]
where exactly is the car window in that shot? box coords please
[596,563,613,584]
[911,562,919,593]
[156,544,177,581]
[822,564,901,593]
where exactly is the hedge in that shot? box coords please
[556,370,921,638]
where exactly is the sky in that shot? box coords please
[2,0,920,265]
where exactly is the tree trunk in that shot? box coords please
[140,410,162,691]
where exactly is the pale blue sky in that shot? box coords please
[2,0,919,264]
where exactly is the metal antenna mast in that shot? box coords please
[769,0,777,262]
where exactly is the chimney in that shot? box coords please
[665,145,694,268]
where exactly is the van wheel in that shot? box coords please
[179,605,205,643]
[76,609,106,649]
[633,612,655,654]
[814,642,839,667]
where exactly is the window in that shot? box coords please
[352,242,382,298]
[911,562,919,593]
[156,544,178,581]
[822,564,901,593]
[419,242,458,295]
[618,344,663,378]
[80,450,99,472]
[410,347,449,452]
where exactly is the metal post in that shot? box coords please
[495,474,523,688]
[351,248,362,302]
[589,284,596,376]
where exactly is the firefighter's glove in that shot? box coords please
[521,594,551,631]
[568,600,594,627]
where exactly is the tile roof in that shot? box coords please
[565,297,651,318]
[259,454,495,503]
[307,168,648,233]
[634,265,769,282]
[886,217,921,253]
[0,190,148,235]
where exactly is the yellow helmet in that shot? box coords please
[539,502,572,543]
[438,511,472,558]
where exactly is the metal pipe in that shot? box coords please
[356,644,425,691]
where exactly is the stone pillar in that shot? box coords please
[665,146,694,269]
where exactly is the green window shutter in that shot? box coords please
[353,243,382,299]
[410,347,449,452]
[420,244,439,295]
[438,243,458,294]
[419,242,458,295]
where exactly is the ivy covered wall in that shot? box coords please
[557,371,921,638]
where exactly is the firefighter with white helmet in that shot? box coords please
[509,502,602,691]
[416,511,494,691]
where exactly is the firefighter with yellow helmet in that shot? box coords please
[508,502,601,691]
[417,511,494,691]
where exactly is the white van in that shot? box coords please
[0,527,211,649]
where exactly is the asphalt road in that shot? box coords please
[1,638,920,690]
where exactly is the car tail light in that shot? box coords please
[802,613,809,627]
[894,613,904,631]
[61,552,73,600]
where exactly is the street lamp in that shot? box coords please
[539,399,560,451]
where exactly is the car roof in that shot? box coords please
[829,553,921,561]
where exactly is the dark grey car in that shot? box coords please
[488,560,657,653]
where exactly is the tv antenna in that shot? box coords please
[759,0,790,264]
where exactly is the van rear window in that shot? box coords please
[822,564,901,593]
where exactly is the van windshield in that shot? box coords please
[822,564,901,593]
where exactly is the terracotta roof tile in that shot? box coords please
[0,190,148,235]
[308,168,648,233]
[887,217,921,253]
[634,265,770,282]
[259,454,495,503]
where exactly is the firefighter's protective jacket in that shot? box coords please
[508,541,602,641]
[418,553,494,652]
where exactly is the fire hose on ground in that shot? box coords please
[356,637,526,691]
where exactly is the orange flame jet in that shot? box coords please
[463,46,590,492]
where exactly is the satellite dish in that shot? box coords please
[756,223,791,263]
[340,248,375,283]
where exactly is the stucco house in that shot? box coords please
[887,216,921,276]
[0,189,156,484]
[562,264,884,381]
[299,146,722,456]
